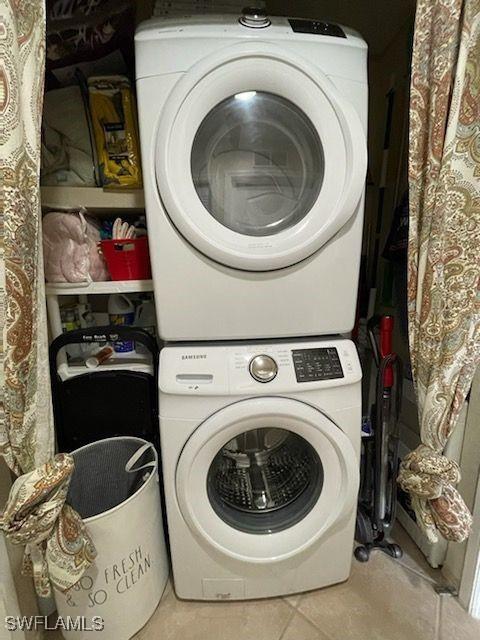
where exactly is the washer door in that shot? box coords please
[155,42,367,271]
[176,397,359,563]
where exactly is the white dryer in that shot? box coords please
[135,12,368,341]
[159,337,361,600]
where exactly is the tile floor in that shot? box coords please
[46,524,480,640]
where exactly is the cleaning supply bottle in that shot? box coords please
[108,294,135,353]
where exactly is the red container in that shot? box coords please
[100,237,151,280]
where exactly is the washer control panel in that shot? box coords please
[159,338,361,395]
[292,348,343,383]
[249,354,278,383]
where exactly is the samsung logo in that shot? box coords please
[181,354,207,360]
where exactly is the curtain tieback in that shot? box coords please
[398,444,472,543]
[398,444,461,499]
[0,454,96,597]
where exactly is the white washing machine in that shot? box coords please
[135,11,368,341]
[159,337,361,600]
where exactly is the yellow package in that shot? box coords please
[88,76,142,189]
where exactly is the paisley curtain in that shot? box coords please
[398,0,480,543]
[0,0,54,476]
[0,0,99,601]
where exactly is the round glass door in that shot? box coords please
[191,92,324,237]
[207,427,323,534]
[176,397,359,560]
[157,45,367,270]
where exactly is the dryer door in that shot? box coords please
[175,397,359,562]
[155,42,367,271]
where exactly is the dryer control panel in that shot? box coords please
[159,338,361,396]
[288,19,346,39]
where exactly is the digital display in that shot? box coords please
[292,348,344,382]
[288,19,346,39]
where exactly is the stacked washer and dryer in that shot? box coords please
[135,9,368,600]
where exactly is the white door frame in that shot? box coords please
[456,368,480,618]
[458,462,480,618]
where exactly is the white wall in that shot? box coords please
[0,532,25,640]
[0,460,40,640]
[451,368,480,614]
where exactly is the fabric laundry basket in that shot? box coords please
[54,437,169,640]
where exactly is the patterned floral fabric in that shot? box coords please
[0,1,96,597]
[398,0,480,543]
[0,0,54,473]
[0,454,97,597]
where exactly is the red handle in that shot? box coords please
[380,316,394,388]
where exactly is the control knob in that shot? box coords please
[239,7,271,28]
[249,354,278,382]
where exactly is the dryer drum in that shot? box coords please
[190,91,324,238]
[207,428,324,534]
